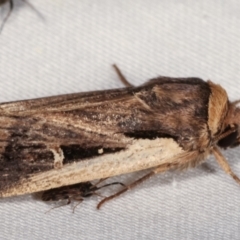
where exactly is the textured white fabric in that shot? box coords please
[0,0,240,239]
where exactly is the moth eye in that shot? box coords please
[217,131,238,149]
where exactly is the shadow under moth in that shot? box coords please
[0,64,240,209]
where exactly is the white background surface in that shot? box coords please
[0,0,240,239]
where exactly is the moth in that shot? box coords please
[0,64,240,209]
[0,0,42,33]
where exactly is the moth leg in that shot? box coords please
[44,199,72,214]
[91,178,125,190]
[216,125,238,142]
[92,178,108,186]
[97,181,125,189]
[112,64,134,87]
[212,146,240,184]
[97,164,170,209]
[0,0,13,34]
[90,181,126,198]
[72,198,83,213]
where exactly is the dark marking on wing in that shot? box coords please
[61,145,124,163]
[124,131,178,141]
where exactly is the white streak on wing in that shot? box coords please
[51,148,64,169]
[5,138,187,197]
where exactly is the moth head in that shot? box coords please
[218,101,240,149]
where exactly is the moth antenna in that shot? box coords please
[0,0,13,34]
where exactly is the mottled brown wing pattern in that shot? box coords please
[0,77,212,196]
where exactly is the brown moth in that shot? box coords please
[0,64,240,209]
